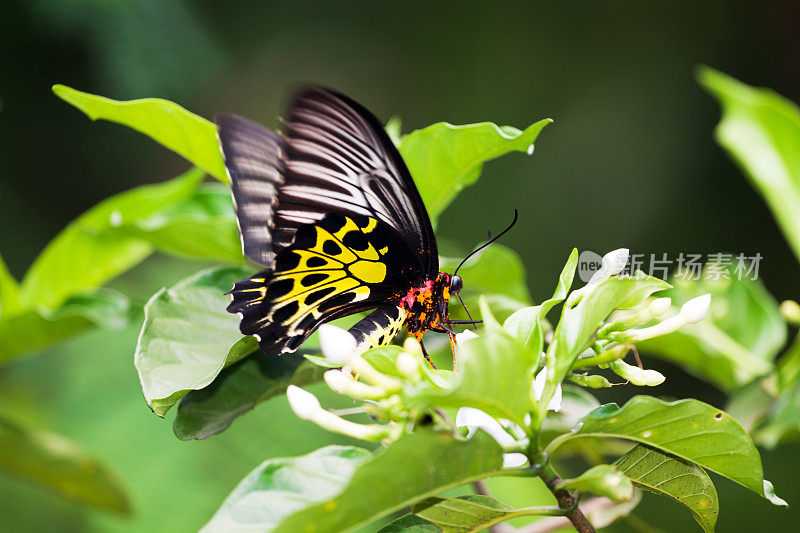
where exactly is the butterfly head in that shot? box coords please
[449,275,463,294]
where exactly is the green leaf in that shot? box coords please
[173,356,325,440]
[545,274,670,402]
[698,67,800,266]
[615,444,718,533]
[410,494,562,533]
[201,446,373,532]
[755,378,800,449]
[0,253,21,317]
[557,465,634,502]
[0,289,131,365]
[273,431,503,533]
[503,248,578,353]
[19,169,203,311]
[410,327,537,426]
[379,514,440,532]
[135,266,254,417]
[122,183,242,263]
[0,416,130,513]
[546,396,779,504]
[400,119,551,223]
[53,85,226,182]
[440,244,532,321]
[637,270,784,390]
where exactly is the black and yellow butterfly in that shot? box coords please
[217,87,502,364]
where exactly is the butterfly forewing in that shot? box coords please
[218,87,439,356]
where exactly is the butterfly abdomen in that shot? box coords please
[349,304,408,352]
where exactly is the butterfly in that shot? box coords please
[217,87,512,366]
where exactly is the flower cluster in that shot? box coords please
[286,248,712,466]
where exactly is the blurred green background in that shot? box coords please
[1,1,799,531]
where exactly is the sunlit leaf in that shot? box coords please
[123,183,242,263]
[637,270,784,390]
[410,326,537,426]
[19,169,203,311]
[557,465,634,502]
[503,248,578,353]
[698,67,800,266]
[615,444,718,533]
[543,273,669,406]
[174,356,325,440]
[273,431,503,533]
[0,253,21,317]
[0,289,131,365]
[53,84,226,181]
[135,266,254,416]
[0,416,130,513]
[201,446,372,532]
[546,396,780,504]
[400,119,552,223]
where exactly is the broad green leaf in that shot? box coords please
[542,274,669,408]
[174,356,325,440]
[410,327,537,426]
[557,465,633,502]
[400,119,551,222]
[201,446,372,532]
[20,169,203,311]
[53,85,226,181]
[615,445,718,533]
[0,289,131,365]
[503,248,578,353]
[0,416,130,513]
[409,494,561,533]
[123,183,242,263]
[135,266,254,417]
[274,431,503,533]
[638,270,784,390]
[698,67,800,265]
[440,244,532,322]
[0,253,21,316]
[546,396,780,504]
[380,514,440,532]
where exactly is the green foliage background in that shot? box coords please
[1,1,800,531]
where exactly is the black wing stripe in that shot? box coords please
[216,114,285,266]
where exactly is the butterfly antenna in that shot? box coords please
[453,209,519,277]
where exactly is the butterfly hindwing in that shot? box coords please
[227,212,423,355]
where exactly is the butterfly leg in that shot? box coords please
[418,340,437,370]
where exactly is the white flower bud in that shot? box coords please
[781,300,800,324]
[318,324,359,364]
[286,385,321,420]
[324,370,387,399]
[679,294,711,324]
[532,368,562,412]
[648,297,672,317]
[609,360,665,386]
[588,248,630,286]
[402,336,423,358]
[396,351,420,379]
[455,329,479,344]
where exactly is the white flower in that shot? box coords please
[588,248,630,286]
[532,368,562,412]
[648,297,672,317]
[680,293,711,324]
[616,293,711,342]
[609,360,665,386]
[318,324,359,364]
[456,407,528,468]
[396,352,420,379]
[286,385,321,420]
[323,370,386,399]
[286,385,388,440]
[455,329,479,344]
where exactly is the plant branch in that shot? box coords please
[515,497,616,533]
[540,465,596,533]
